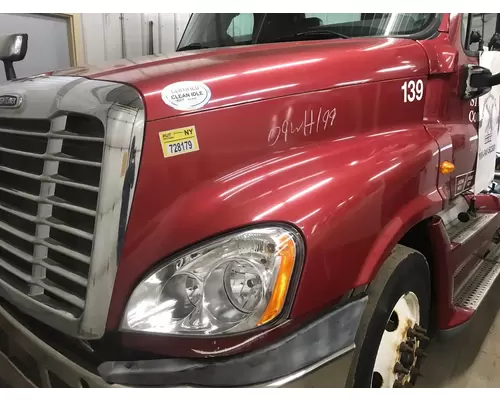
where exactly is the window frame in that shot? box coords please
[177,13,444,51]
[301,13,443,40]
[462,13,484,58]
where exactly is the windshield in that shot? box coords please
[178,13,437,50]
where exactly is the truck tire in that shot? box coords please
[347,244,431,388]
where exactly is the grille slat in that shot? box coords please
[52,153,101,167]
[47,196,96,217]
[0,185,97,218]
[0,220,91,264]
[0,114,104,315]
[0,127,104,142]
[0,202,36,223]
[40,278,86,309]
[0,221,35,244]
[42,238,91,265]
[0,165,99,193]
[0,238,33,263]
[49,174,99,193]
[0,255,34,285]
[39,259,88,287]
[52,132,104,143]
[0,146,102,167]
[0,186,39,206]
[0,257,85,309]
[44,217,93,241]
[0,217,88,288]
[0,165,40,181]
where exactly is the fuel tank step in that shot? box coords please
[453,244,500,310]
[438,195,499,245]
[448,213,497,244]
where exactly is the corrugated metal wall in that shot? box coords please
[80,13,191,64]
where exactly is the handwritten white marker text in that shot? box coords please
[268,107,337,146]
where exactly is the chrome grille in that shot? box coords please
[0,114,104,316]
[0,77,145,339]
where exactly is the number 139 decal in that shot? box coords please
[401,80,424,103]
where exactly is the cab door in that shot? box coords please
[445,13,484,197]
[451,13,500,195]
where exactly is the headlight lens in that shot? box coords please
[121,226,304,335]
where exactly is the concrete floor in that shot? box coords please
[418,277,500,388]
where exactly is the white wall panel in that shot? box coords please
[103,13,123,62]
[122,13,143,58]
[81,13,106,64]
[159,13,176,54]
[80,13,189,65]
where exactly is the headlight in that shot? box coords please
[121,225,304,335]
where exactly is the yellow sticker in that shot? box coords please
[158,125,200,158]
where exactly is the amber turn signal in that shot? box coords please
[439,161,455,174]
[258,236,296,325]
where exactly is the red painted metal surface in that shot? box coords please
[55,38,428,122]
[50,13,498,354]
[103,37,442,356]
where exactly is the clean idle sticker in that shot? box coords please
[161,81,212,111]
[159,126,200,158]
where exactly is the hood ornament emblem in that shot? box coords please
[0,94,23,109]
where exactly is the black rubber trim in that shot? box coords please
[98,295,368,387]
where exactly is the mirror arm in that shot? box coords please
[470,68,492,89]
[3,60,16,81]
[489,71,500,88]
[460,64,500,100]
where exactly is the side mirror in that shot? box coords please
[459,64,500,100]
[488,33,500,51]
[0,33,28,81]
[469,30,482,45]
[469,30,484,52]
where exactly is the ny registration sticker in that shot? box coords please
[158,126,200,158]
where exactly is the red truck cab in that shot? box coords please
[0,13,499,388]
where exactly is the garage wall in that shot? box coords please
[80,13,190,65]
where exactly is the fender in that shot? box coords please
[355,192,442,286]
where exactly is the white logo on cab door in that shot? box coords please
[161,81,212,111]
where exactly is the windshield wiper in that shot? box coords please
[271,29,350,43]
[177,43,210,51]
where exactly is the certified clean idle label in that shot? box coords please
[159,126,200,158]
[161,81,211,111]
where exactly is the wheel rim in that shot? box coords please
[371,291,428,388]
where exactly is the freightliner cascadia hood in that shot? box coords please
[51,37,430,120]
[44,36,436,336]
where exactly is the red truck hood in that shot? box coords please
[52,38,429,121]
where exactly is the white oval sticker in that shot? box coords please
[161,81,212,111]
